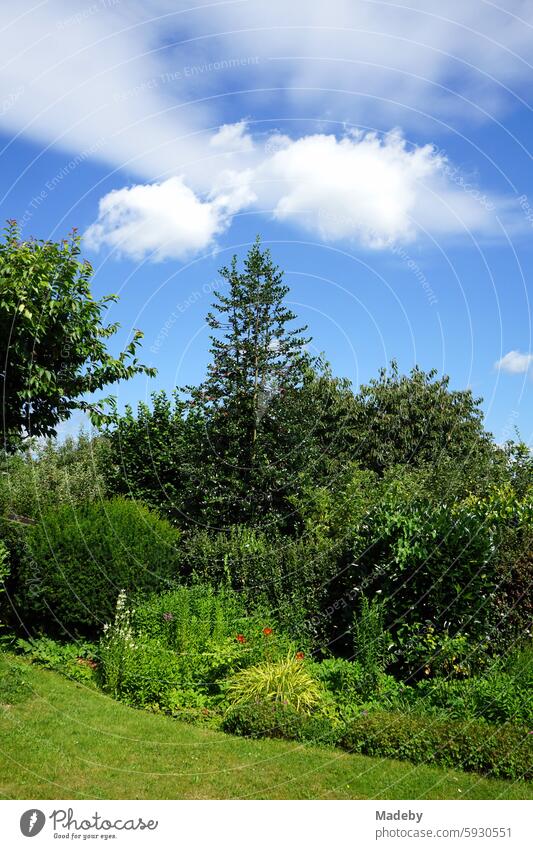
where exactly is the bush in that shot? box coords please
[393,621,485,679]
[110,638,182,708]
[15,635,98,685]
[0,434,110,521]
[182,525,337,641]
[352,595,393,693]
[132,585,256,653]
[99,591,182,706]
[223,700,340,745]
[412,673,533,725]
[13,497,181,634]
[314,657,367,702]
[225,654,322,713]
[340,711,533,781]
[222,669,532,781]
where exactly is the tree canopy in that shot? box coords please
[0,222,155,452]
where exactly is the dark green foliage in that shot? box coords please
[340,711,533,781]
[181,524,336,639]
[412,674,533,725]
[352,595,392,692]
[351,362,499,478]
[0,221,155,452]
[13,498,181,634]
[105,391,201,525]
[182,237,314,526]
[223,700,533,781]
[333,494,498,657]
[222,700,339,745]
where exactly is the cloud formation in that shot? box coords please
[86,126,508,259]
[1,3,528,258]
[495,350,533,374]
[1,1,532,186]
[85,177,232,261]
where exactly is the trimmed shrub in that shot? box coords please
[340,711,533,781]
[13,497,180,634]
[223,701,340,745]
[223,697,532,781]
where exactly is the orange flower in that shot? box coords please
[236,634,246,644]
[262,627,273,636]
[295,651,304,660]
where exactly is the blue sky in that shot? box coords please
[1,0,532,443]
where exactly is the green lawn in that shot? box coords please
[0,656,531,800]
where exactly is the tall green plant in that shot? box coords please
[183,237,315,525]
[353,595,391,694]
[0,221,155,452]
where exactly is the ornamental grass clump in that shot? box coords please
[225,653,322,713]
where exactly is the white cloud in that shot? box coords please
[4,2,524,259]
[495,351,533,374]
[85,177,233,261]
[86,126,509,259]
[260,131,443,247]
[1,0,533,189]
[210,121,254,153]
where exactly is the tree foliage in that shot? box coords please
[0,221,155,452]
[351,362,499,476]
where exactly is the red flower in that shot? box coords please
[295,651,304,660]
[262,627,273,636]
[236,634,246,644]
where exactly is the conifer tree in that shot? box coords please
[186,238,314,525]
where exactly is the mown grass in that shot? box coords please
[0,655,531,800]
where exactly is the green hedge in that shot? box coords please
[340,712,533,781]
[13,498,181,634]
[223,703,532,781]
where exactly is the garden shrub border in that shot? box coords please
[223,702,533,781]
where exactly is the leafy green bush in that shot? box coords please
[15,635,98,685]
[340,711,533,781]
[412,673,533,725]
[225,691,533,782]
[110,638,182,708]
[182,525,337,640]
[314,657,367,701]
[132,584,303,691]
[133,585,255,653]
[0,434,110,521]
[393,621,486,679]
[225,655,322,713]
[13,497,181,634]
[99,591,182,707]
[223,700,340,745]
[353,595,392,693]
